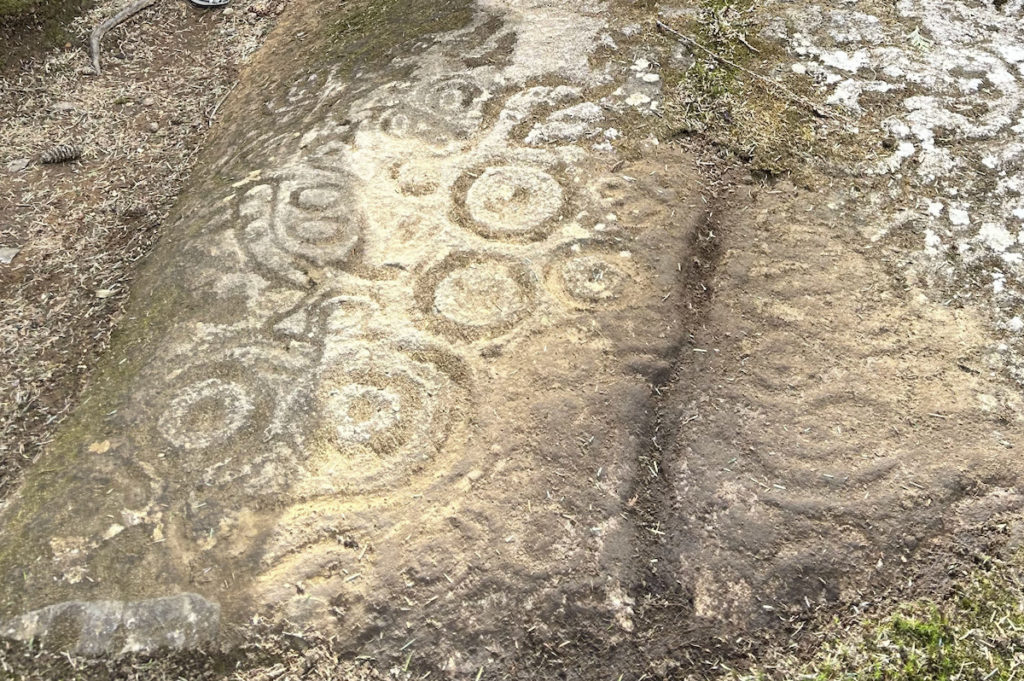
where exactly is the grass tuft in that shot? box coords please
[656,0,820,177]
[729,553,1024,681]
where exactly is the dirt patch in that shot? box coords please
[0,0,94,72]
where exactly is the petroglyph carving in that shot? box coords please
[454,164,566,241]
[416,252,538,341]
[264,68,346,125]
[0,0,695,655]
[367,75,489,142]
[546,241,643,310]
[157,378,253,451]
[238,167,363,286]
[295,341,469,494]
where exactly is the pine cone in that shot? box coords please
[40,144,82,164]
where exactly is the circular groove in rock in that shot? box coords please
[454,164,566,241]
[295,342,470,493]
[545,241,644,310]
[416,252,538,341]
[158,378,253,451]
[236,167,363,283]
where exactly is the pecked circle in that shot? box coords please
[276,183,360,259]
[297,345,469,492]
[461,165,564,240]
[158,378,253,451]
[559,255,630,303]
[545,242,645,311]
[325,384,403,446]
[434,262,531,328]
[294,187,343,211]
[378,109,414,137]
[144,345,314,497]
[417,252,538,341]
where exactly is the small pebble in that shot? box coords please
[0,247,21,264]
[223,7,234,15]
[5,158,29,173]
[148,122,160,133]
[143,97,155,107]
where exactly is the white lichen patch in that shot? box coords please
[766,0,1024,378]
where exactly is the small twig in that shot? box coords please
[654,18,848,122]
[90,0,159,75]
[208,83,237,127]
[737,33,761,54]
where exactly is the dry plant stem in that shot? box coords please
[654,18,848,123]
[90,0,159,75]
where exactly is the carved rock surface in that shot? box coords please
[0,0,702,664]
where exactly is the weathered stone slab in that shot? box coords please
[0,0,702,665]
[0,594,219,655]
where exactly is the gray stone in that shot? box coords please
[0,0,696,663]
[4,158,29,173]
[0,594,219,655]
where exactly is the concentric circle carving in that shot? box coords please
[452,164,566,242]
[545,241,645,310]
[237,166,363,285]
[416,252,538,341]
[298,342,470,492]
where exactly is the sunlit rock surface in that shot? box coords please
[0,0,702,665]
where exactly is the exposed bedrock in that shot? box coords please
[0,0,704,667]
[6,0,1022,674]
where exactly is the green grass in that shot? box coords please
[656,0,818,177]
[729,554,1024,681]
[0,0,39,17]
